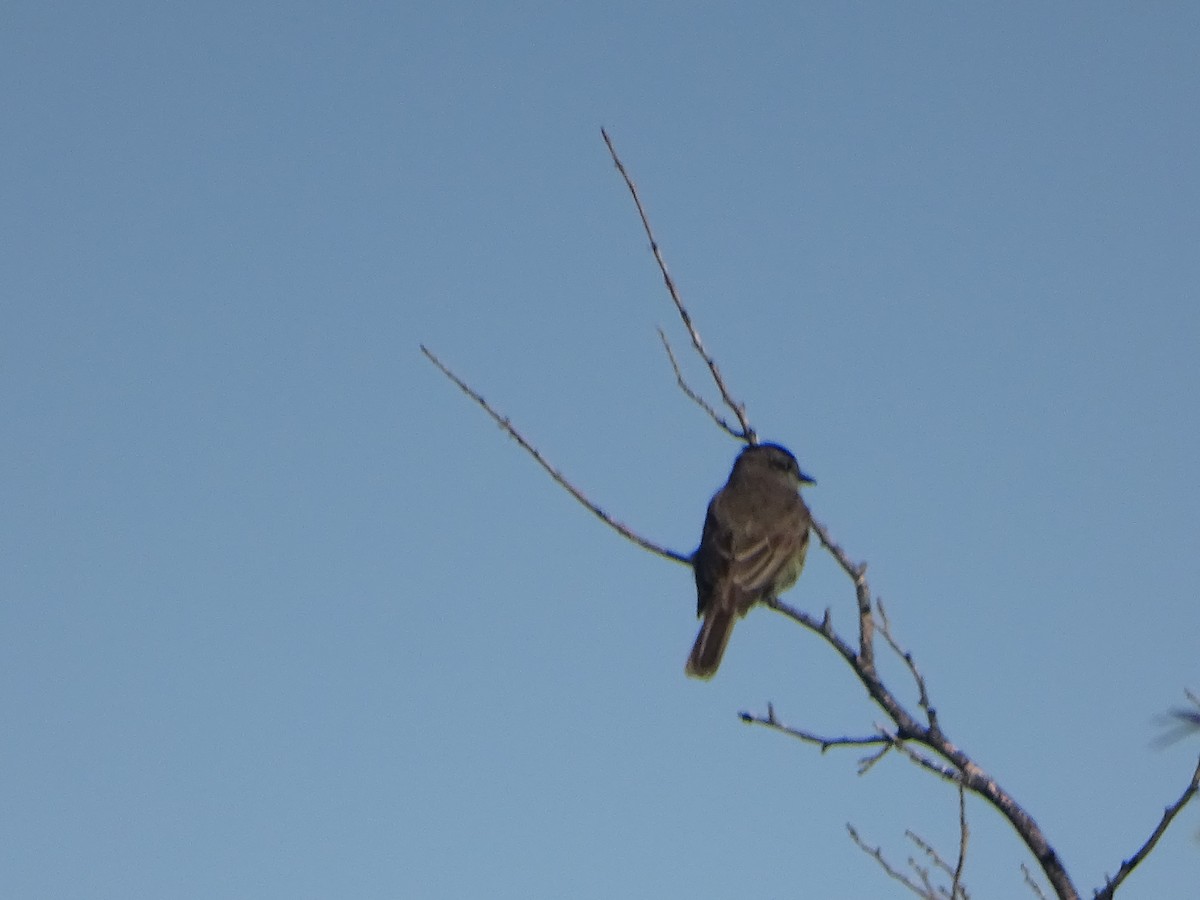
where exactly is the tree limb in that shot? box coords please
[760,587,1079,898]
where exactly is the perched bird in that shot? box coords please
[686,443,815,679]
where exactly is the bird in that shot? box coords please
[1152,694,1200,748]
[685,442,815,679]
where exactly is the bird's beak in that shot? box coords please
[799,470,816,485]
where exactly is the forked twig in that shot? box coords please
[850,826,969,900]
[880,730,963,784]
[739,703,889,755]
[847,825,930,898]
[876,598,934,721]
[656,327,742,437]
[809,517,875,669]
[907,831,955,882]
[856,743,894,776]
[601,127,755,444]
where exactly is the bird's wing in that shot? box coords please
[728,503,808,598]
[693,501,735,617]
[695,494,809,616]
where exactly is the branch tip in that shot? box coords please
[420,344,690,566]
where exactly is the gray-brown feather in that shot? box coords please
[694,445,812,616]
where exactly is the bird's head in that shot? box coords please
[736,442,816,488]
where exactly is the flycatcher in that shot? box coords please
[685,443,815,679]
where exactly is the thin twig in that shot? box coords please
[1093,753,1200,899]
[909,857,936,898]
[656,327,742,437]
[1021,863,1050,899]
[857,743,893,776]
[765,595,859,668]
[907,831,954,878]
[809,518,875,670]
[876,598,934,721]
[847,824,931,898]
[890,829,971,900]
[950,783,969,900]
[420,344,690,566]
[880,729,964,784]
[601,127,755,444]
[739,708,889,754]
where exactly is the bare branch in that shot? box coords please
[764,594,860,668]
[857,743,894,777]
[1092,753,1200,899]
[601,127,755,444]
[656,327,742,438]
[739,707,889,754]
[907,830,956,880]
[909,855,936,898]
[881,729,964,784]
[848,824,933,898]
[851,828,970,900]
[850,825,969,900]
[420,344,690,566]
[951,784,970,900]
[809,518,875,670]
[876,598,934,722]
[762,556,1080,898]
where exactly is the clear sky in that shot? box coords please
[3,3,1199,898]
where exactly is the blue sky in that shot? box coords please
[3,3,1200,898]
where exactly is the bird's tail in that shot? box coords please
[684,606,737,679]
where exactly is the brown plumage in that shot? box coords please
[685,443,814,679]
